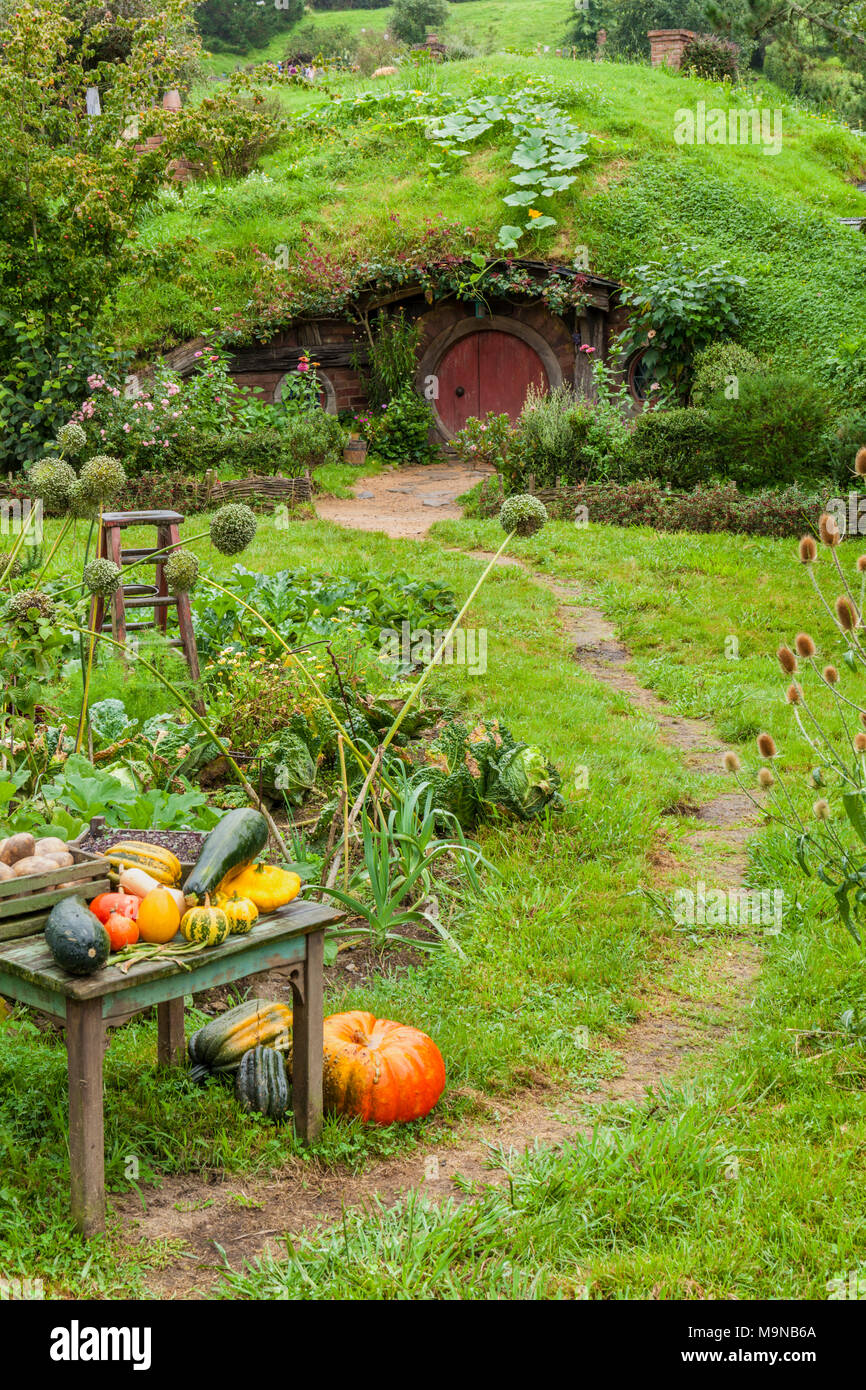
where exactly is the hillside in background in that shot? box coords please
[106,45,866,383]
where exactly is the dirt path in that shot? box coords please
[315,461,494,539]
[120,485,762,1297]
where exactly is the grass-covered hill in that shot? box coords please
[107,46,866,379]
[197,0,573,77]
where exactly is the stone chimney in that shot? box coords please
[648,29,697,69]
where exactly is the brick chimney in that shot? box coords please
[648,29,697,69]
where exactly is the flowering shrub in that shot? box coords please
[70,344,290,473]
[680,35,739,82]
[452,413,513,471]
[276,353,327,418]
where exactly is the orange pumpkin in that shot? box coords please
[136,887,181,944]
[322,1011,445,1125]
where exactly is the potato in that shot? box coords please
[0,833,36,866]
[35,836,68,857]
[45,851,74,869]
[11,854,61,878]
[0,862,13,882]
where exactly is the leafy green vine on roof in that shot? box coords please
[295,74,597,254]
[427,88,594,251]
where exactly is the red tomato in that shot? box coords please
[90,892,138,924]
[105,912,140,952]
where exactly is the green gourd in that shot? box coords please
[44,898,110,976]
[235,1046,290,1122]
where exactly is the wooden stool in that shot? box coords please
[91,510,200,681]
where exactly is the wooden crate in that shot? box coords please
[0,849,111,943]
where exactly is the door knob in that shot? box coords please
[455,386,465,397]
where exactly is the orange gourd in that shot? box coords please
[321,1011,445,1125]
[136,887,181,944]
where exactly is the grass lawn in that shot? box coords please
[3,510,865,1297]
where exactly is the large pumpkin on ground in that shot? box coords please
[322,1011,445,1125]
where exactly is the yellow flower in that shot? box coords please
[528,209,541,219]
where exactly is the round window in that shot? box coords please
[627,350,653,403]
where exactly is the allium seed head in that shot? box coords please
[499,493,548,538]
[798,535,818,564]
[5,589,56,625]
[78,454,126,505]
[777,645,797,675]
[795,632,816,658]
[163,549,199,595]
[56,421,87,456]
[83,558,122,597]
[757,732,777,759]
[0,551,22,580]
[28,456,77,510]
[210,503,257,556]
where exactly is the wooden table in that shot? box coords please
[0,900,343,1237]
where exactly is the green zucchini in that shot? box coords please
[183,808,268,906]
[44,897,110,976]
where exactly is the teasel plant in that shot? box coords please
[724,448,866,944]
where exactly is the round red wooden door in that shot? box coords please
[435,330,549,433]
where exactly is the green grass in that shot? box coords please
[4,511,866,1296]
[107,51,866,371]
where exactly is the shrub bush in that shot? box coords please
[690,340,762,406]
[627,408,718,489]
[278,411,346,472]
[820,410,866,487]
[174,428,301,477]
[706,370,832,488]
[680,34,739,82]
[506,385,593,488]
[391,0,449,46]
[468,475,824,540]
[367,389,437,465]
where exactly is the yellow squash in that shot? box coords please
[219,862,301,914]
[104,841,181,886]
